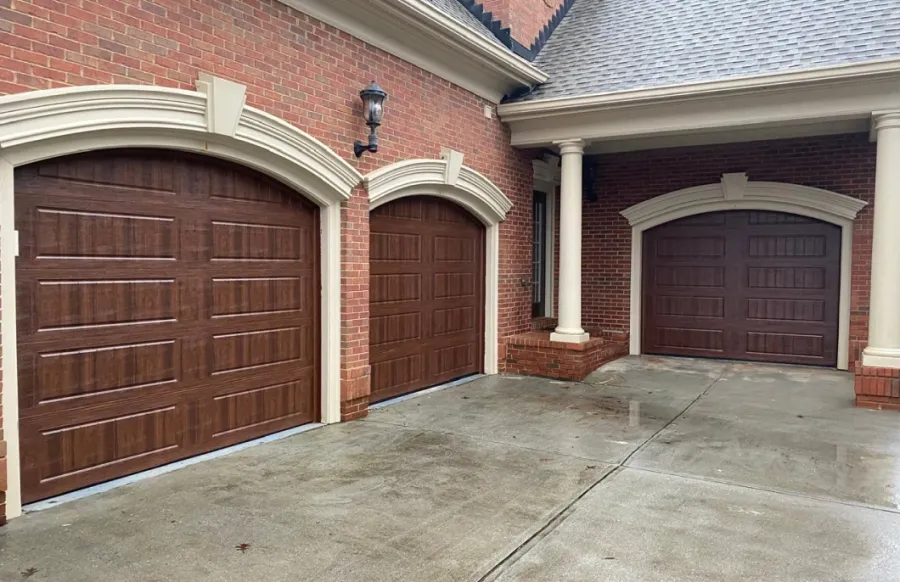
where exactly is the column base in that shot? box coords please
[340,396,369,421]
[550,330,590,344]
[503,331,628,380]
[861,346,900,368]
[854,363,900,412]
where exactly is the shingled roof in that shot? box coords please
[421,0,508,48]
[513,0,900,102]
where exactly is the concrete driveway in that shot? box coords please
[2,356,900,581]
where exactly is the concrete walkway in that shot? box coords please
[2,357,900,581]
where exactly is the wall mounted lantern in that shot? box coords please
[354,81,388,157]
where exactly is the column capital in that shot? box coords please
[554,139,586,155]
[871,110,900,137]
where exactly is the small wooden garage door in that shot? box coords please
[642,210,841,367]
[369,196,485,402]
[16,151,319,502]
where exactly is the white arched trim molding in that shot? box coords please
[364,157,513,375]
[621,173,867,371]
[0,82,362,519]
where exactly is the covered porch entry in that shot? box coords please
[498,65,900,411]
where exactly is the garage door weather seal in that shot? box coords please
[23,422,325,514]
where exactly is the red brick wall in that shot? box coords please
[855,365,900,411]
[478,0,566,46]
[583,133,876,366]
[0,0,537,516]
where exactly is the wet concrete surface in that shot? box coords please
[2,356,900,581]
[494,469,900,582]
[627,361,900,508]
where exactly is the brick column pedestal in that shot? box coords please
[341,396,370,421]
[854,364,900,411]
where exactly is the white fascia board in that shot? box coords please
[283,0,546,104]
[498,58,900,147]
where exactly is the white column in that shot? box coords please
[863,112,900,368]
[551,139,589,343]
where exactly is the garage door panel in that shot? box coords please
[746,266,828,289]
[20,409,189,504]
[15,317,190,351]
[651,327,725,353]
[370,354,426,397]
[746,331,826,358]
[432,305,477,336]
[204,207,317,231]
[747,234,829,258]
[197,167,286,204]
[368,338,428,365]
[654,236,726,258]
[30,405,182,476]
[209,221,311,263]
[653,295,725,319]
[33,339,180,405]
[201,313,316,339]
[30,207,180,261]
[433,272,477,299]
[370,196,484,402]
[209,275,311,319]
[207,374,316,439]
[375,198,426,220]
[23,178,184,205]
[746,298,828,322]
[370,312,423,348]
[210,325,312,375]
[747,210,815,225]
[653,265,726,288]
[430,343,478,378]
[371,231,424,262]
[16,151,319,502]
[34,278,178,330]
[370,273,423,305]
[433,234,477,262]
[643,210,839,366]
[35,154,181,190]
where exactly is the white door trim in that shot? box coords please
[621,173,867,371]
[364,157,513,375]
[0,82,362,519]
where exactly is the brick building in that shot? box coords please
[0,0,899,523]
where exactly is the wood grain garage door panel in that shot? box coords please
[642,210,840,366]
[369,197,485,402]
[16,151,319,502]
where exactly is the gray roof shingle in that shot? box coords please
[515,0,900,102]
[420,0,508,48]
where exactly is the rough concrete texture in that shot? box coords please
[494,469,900,582]
[0,421,609,582]
[627,360,900,508]
[2,356,900,581]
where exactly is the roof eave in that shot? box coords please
[498,58,900,121]
[283,0,547,103]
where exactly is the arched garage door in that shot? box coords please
[642,210,841,367]
[15,151,319,502]
[369,196,485,402]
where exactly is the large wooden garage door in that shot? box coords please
[15,151,319,502]
[642,210,840,367]
[369,196,485,402]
